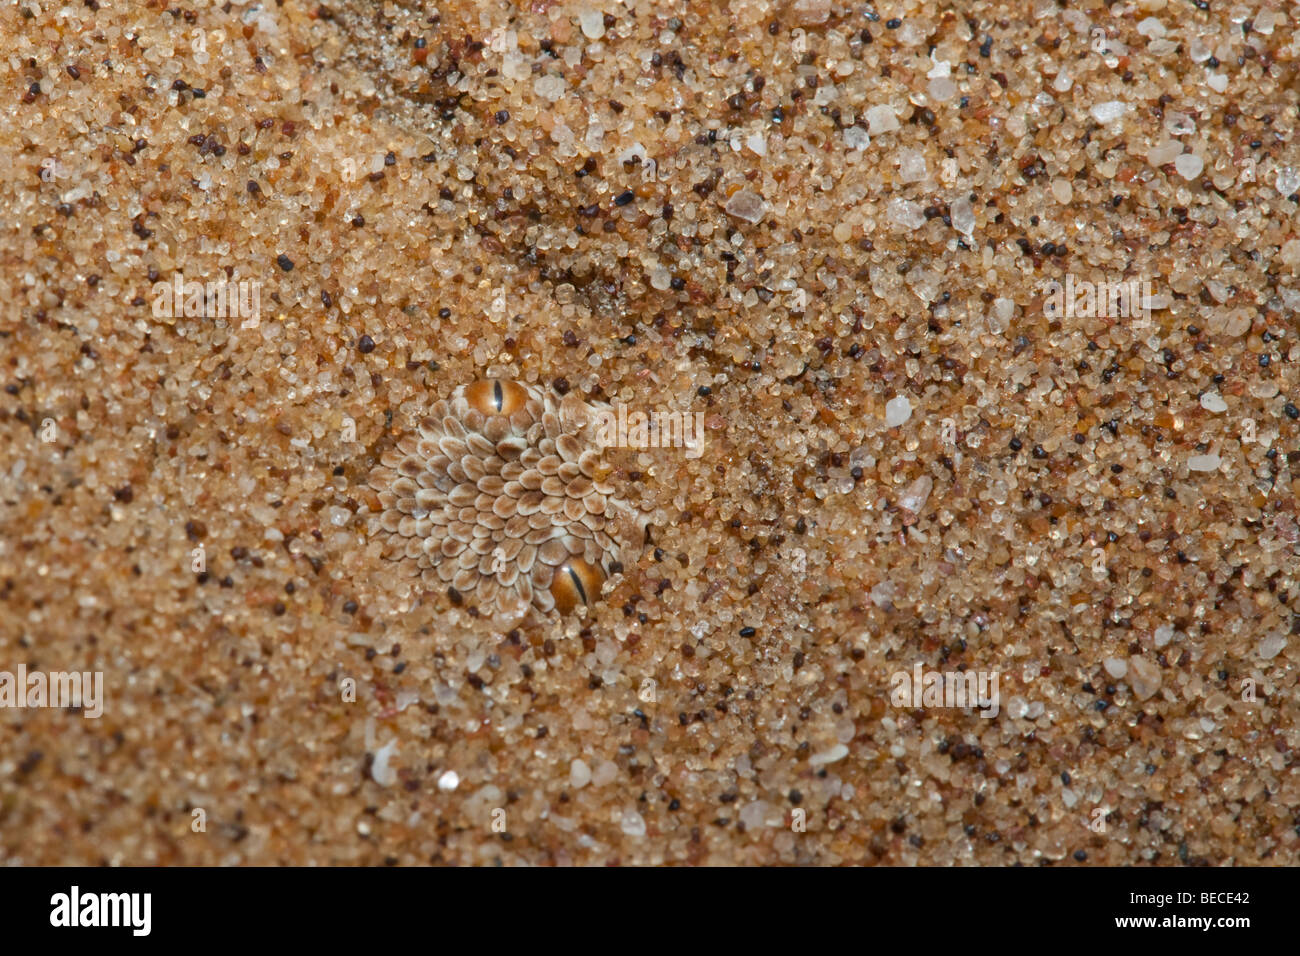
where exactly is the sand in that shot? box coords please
[1,0,1297,865]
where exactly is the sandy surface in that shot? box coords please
[1,0,1298,865]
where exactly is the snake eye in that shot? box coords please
[465,380,528,416]
[549,558,605,614]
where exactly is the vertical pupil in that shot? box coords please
[568,567,588,605]
[492,381,504,412]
